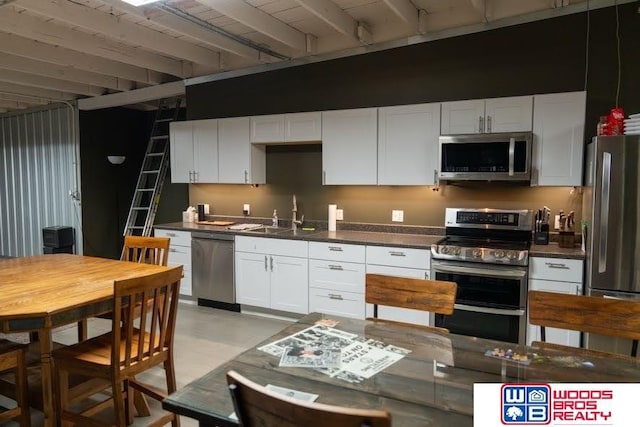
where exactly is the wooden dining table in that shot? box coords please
[0,253,173,427]
[163,312,640,427]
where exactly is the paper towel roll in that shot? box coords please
[328,204,337,231]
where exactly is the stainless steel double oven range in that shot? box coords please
[431,208,533,345]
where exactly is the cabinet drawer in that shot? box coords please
[529,257,583,283]
[309,288,364,319]
[155,229,191,247]
[168,245,191,268]
[366,245,430,269]
[309,259,365,294]
[308,242,365,263]
[235,236,308,257]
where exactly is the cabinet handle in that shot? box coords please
[545,262,569,269]
[486,115,492,132]
[169,248,177,253]
[434,169,439,186]
[328,246,343,252]
[425,272,429,280]
[270,256,274,272]
[328,293,343,300]
[479,116,484,133]
[328,264,343,271]
[264,255,268,271]
[323,170,326,185]
[167,232,176,237]
[576,285,580,295]
[389,251,406,257]
[244,170,248,184]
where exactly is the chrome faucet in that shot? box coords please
[292,194,304,231]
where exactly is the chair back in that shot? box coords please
[111,266,182,374]
[528,290,640,357]
[227,370,391,427]
[121,235,170,266]
[366,274,457,317]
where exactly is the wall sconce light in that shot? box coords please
[107,156,126,165]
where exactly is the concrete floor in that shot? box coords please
[8,302,293,426]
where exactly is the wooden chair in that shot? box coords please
[227,370,391,427]
[53,266,183,427]
[365,274,457,333]
[528,290,640,360]
[77,235,170,342]
[0,339,30,426]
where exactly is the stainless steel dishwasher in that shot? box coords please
[191,232,239,311]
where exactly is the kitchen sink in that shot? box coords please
[238,226,289,235]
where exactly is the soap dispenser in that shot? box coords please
[272,209,278,227]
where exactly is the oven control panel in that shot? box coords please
[431,244,529,266]
[445,208,533,231]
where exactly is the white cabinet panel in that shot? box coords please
[308,241,365,263]
[270,255,308,314]
[308,259,366,294]
[529,257,583,283]
[169,121,195,183]
[235,251,270,308]
[441,96,533,134]
[250,114,285,143]
[309,288,365,319]
[169,119,218,183]
[378,103,440,185]
[528,278,582,347]
[236,236,307,257]
[286,112,321,142]
[322,108,377,185]
[155,228,192,296]
[366,246,430,270]
[155,229,191,246]
[218,117,266,184]
[532,91,586,186]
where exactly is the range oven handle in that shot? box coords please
[508,137,515,176]
[454,303,525,317]
[431,262,526,280]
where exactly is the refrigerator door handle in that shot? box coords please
[598,152,611,273]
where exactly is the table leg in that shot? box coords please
[38,328,55,427]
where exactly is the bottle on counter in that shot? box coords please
[272,209,278,227]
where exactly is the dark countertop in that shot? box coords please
[155,222,585,259]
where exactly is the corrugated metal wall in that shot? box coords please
[0,105,82,257]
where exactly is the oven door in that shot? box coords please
[431,259,528,344]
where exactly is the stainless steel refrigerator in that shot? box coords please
[582,135,640,356]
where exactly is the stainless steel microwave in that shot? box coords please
[438,132,532,182]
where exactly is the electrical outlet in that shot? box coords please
[392,210,404,222]
[243,204,250,216]
[554,214,560,230]
[336,209,344,220]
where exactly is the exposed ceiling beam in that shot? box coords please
[0,81,75,101]
[382,0,418,30]
[0,51,134,91]
[0,7,188,77]
[0,92,50,105]
[294,0,356,38]
[0,69,105,96]
[195,0,308,52]
[0,32,166,85]
[100,0,261,61]
[0,99,31,109]
[15,0,220,69]
[78,80,185,111]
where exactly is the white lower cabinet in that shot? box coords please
[154,229,192,297]
[527,257,584,347]
[308,242,365,319]
[365,246,432,326]
[235,236,308,314]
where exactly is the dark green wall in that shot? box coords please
[80,108,187,258]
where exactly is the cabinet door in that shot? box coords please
[485,96,533,133]
[250,114,284,143]
[378,103,441,185]
[285,112,321,142]
[193,119,218,183]
[169,121,194,183]
[218,117,266,184]
[270,255,308,314]
[527,278,582,347]
[235,251,270,308]
[532,91,586,186]
[322,108,377,185]
[441,100,485,134]
[365,265,431,327]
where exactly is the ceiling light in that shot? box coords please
[121,0,161,6]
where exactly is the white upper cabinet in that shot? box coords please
[531,91,586,186]
[218,117,266,184]
[251,112,321,143]
[378,103,441,185]
[322,108,378,185]
[441,96,533,134]
[169,119,218,183]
